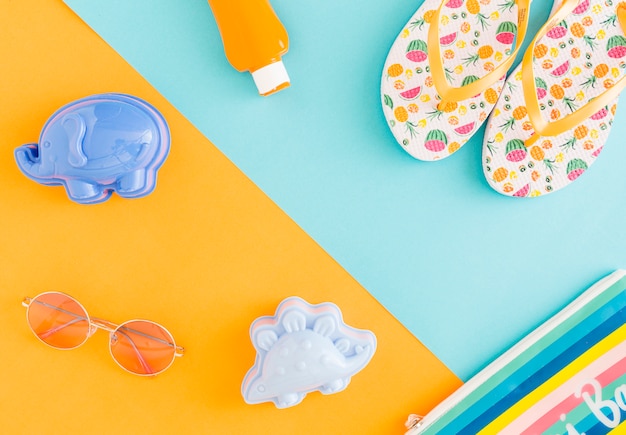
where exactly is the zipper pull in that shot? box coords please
[404,414,424,434]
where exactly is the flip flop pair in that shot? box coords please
[381,0,626,197]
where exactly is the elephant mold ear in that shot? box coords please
[241,296,377,408]
[63,113,88,168]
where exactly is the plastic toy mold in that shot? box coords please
[242,297,377,408]
[14,93,170,204]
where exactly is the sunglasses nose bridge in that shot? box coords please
[90,317,118,333]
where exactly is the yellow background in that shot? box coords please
[0,1,460,433]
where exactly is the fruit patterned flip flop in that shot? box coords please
[483,0,626,197]
[381,0,532,160]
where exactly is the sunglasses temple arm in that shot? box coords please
[116,325,184,356]
[38,316,89,339]
[28,298,183,365]
[114,329,155,375]
[27,298,93,337]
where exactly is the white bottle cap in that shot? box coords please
[251,60,290,96]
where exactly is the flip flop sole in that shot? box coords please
[381,0,518,161]
[483,0,624,197]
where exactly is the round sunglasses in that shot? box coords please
[22,292,184,376]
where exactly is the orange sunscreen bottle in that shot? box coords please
[207,0,290,96]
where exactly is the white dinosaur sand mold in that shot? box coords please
[242,296,377,408]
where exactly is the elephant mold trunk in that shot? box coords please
[15,144,44,178]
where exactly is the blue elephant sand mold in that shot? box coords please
[15,93,170,204]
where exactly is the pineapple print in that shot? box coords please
[498,105,527,131]
[560,125,589,151]
[381,0,519,161]
[467,0,491,30]
[549,83,578,112]
[462,45,494,66]
[482,0,624,196]
[581,63,609,89]
[498,0,516,12]
[409,9,437,31]
[569,22,598,50]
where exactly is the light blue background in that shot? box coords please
[65,0,626,380]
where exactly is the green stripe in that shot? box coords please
[425,275,626,433]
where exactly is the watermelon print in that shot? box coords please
[591,106,608,120]
[607,35,626,59]
[572,0,590,15]
[399,86,422,100]
[481,0,624,197]
[566,159,588,181]
[445,0,464,8]
[461,75,480,86]
[424,130,448,152]
[406,39,428,62]
[505,139,527,162]
[381,0,519,161]
[592,146,603,157]
[513,184,530,197]
[535,77,547,99]
[546,21,567,39]
[454,122,476,136]
[495,22,517,45]
[440,32,458,46]
[549,60,570,77]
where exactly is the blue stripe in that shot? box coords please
[432,290,626,434]
[457,304,626,434]
[577,406,626,435]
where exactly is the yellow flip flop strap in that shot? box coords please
[428,0,532,106]
[522,2,626,146]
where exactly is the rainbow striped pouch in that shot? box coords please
[406,270,626,435]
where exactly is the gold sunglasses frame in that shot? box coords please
[23,291,184,376]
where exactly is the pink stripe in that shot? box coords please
[520,362,623,435]
[499,339,626,435]
[518,352,626,434]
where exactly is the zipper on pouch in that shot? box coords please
[403,270,625,434]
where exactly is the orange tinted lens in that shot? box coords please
[110,320,176,375]
[27,293,90,349]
